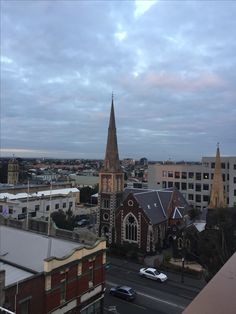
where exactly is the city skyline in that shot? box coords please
[1,1,236,161]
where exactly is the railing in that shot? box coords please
[0,307,15,314]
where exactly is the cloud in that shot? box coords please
[1,0,236,161]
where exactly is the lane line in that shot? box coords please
[106,281,185,310]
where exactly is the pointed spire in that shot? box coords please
[209,143,226,209]
[103,95,121,172]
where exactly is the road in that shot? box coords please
[104,258,205,314]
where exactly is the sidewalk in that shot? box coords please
[107,255,206,291]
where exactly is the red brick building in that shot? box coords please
[0,225,106,314]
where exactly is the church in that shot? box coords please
[97,97,189,253]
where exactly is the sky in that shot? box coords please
[1,0,236,161]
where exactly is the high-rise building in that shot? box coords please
[148,147,236,209]
[97,96,124,243]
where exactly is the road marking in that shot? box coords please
[106,281,185,310]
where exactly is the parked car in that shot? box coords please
[109,285,136,301]
[139,267,168,282]
[76,219,89,227]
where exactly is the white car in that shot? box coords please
[139,267,168,282]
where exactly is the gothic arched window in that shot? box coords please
[124,214,138,242]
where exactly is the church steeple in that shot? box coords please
[103,95,121,172]
[209,143,226,209]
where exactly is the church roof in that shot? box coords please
[102,96,122,173]
[123,187,189,225]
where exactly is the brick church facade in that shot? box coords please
[97,97,189,253]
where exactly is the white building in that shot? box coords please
[148,156,236,209]
[0,188,80,220]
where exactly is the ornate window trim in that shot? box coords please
[123,213,138,243]
[128,200,134,207]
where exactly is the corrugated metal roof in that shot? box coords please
[0,188,79,200]
[0,262,33,286]
[0,226,82,273]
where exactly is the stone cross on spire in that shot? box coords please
[209,143,226,208]
[103,95,121,172]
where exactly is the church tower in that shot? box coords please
[7,156,19,185]
[209,144,226,209]
[98,96,124,243]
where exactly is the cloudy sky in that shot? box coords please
[1,0,236,161]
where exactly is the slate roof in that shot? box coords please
[123,187,189,225]
[134,190,167,224]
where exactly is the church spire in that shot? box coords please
[209,143,226,209]
[103,95,121,172]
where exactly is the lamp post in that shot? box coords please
[180,231,186,284]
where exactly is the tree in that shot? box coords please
[190,207,236,281]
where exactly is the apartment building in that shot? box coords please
[0,188,80,220]
[148,156,236,209]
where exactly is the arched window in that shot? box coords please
[124,214,138,242]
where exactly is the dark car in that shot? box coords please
[109,285,136,301]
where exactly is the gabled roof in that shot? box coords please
[172,207,183,219]
[123,187,189,225]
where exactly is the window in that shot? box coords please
[196,173,201,180]
[63,202,66,208]
[162,170,167,177]
[175,171,180,179]
[181,182,187,190]
[60,280,66,303]
[195,194,201,202]
[168,181,173,188]
[234,164,236,170]
[234,190,236,196]
[203,195,209,202]
[211,163,215,169]
[69,201,73,209]
[188,183,194,190]
[203,184,209,190]
[234,177,236,184]
[102,199,110,208]
[188,194,194,201]
[22,207,27,214]
[162,181,167,188]
[181,172,187,179]
[128,200,134,206]
[188,172,194,179]
[46,205,50,211]
[20,298,30,314]
[125,214,138,242]
[221,163,225,169]
[222,174,225,182]
[203,173,209,179]
[35,205,40,211]
[211,173,214,180]
[168,171,173,178]
[103,213,109,221]
[55,203,59,210]
[196,184,201,192]
[174,182,180,189]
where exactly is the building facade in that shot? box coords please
[0,225,106,314]
[148,151,236,209]
[0,188,80,220]
[7,158,19,185]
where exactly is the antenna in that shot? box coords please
[47,180,52,236]
[26,180,29,230]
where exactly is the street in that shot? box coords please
[104,257,205,314]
